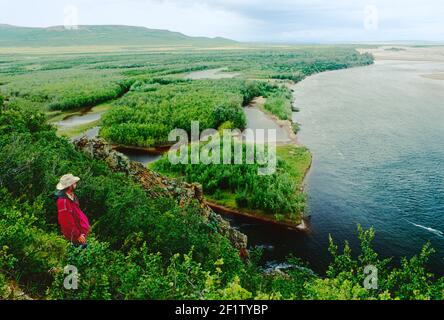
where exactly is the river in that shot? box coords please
[63,50,444,274]
[226,49,444,275]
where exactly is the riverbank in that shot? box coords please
[151,142,312,229]
[196,143,312,229]
[207,92,310,229]
[358,45,444,62]
[50,53,372,231]
[283,45,444,275]
[250,95,300,145]
[207,200,309,231]
[145,91,313,229]
[49,87,313,230]
[48,103,111,138]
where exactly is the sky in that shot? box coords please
[1,0,444,43]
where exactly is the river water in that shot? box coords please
[57,111,104,128]
[226,58,444,275]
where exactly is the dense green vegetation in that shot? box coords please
[1,105,444,300]
[2,43,334,221]
[262,85,294,120]
[0,46,372,118]
[7,41,440,301]
[0,44,370,252]
[2,68,133,112]
[152,143,311,222]
[101,79,251,147]
[1,45,372,148]
[99,47,372,147]
[0,105,244,298]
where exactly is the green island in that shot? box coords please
[151,143,312,226]
[1,25,443,300]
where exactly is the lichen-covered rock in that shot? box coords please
[74,138,248,252]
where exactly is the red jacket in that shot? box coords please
[56,192,90,244]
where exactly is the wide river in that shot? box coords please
[226,57,444,274]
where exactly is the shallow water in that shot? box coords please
[244,107,291,143]
[224,59,444,275]
[114,147,162,164]
[185,68,240,80]
[66,118,162,164]
[57,111,104,127]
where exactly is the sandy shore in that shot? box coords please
[245,96,299,145]
[359,46,444,82]
[359,46,444,62]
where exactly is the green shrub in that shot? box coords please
[153,143,308,219]
[0,106,245,298]
[101,79,249,147]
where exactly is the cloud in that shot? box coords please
[1,0,444,42]
[80,0,262,40]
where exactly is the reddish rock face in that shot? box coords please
[75,137,248,252]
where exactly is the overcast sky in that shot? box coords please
[1,0,444,42]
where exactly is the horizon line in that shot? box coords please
[2,23,444,46]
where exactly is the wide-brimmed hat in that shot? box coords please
[56,174,80,191]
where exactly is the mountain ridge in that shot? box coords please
[0,24,238,47]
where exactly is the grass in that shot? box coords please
[276,144,312,186]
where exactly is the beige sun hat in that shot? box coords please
[56,174,80,191]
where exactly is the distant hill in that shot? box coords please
[0,24,238,47]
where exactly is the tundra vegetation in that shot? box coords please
[0,104,443,300]
[152,143,311,223]
[5,44,442,300]
[0,45,373,222]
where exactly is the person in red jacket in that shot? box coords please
[55,174,90,248]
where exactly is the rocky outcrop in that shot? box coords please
[74,138,248,252]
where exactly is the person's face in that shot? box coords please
[68,183,77,192]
